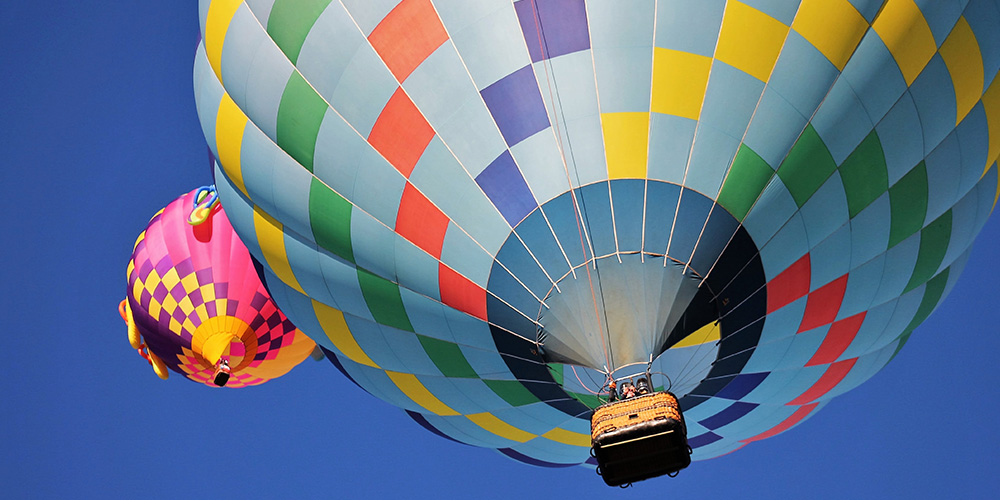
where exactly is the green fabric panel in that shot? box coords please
[567,391,604,409]
[484,380,541,407]
[718,144,774,221]
[277,71,328,172]
[891,268,950,360]
[266,0,333,64]
[904,210,952,293]
[547,363,564,386]
[838,131,889,218]
[308,178,354,262]
[357,268,414,332]
[777,125,838,207]
[417,335,478,378]
[888,162,929,248]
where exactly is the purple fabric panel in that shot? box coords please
[514,0,590,62]
[480,65,550,146]
[699,402,759,430]
[714,372,769,400]
[688,431,723,448]
[475,151,538,225]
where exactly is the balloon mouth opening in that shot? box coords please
[192,315,259,380]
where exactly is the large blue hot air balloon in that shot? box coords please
[192,0,1000,467]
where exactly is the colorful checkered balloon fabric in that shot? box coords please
[194,0,999,465]
[126,188,316,388]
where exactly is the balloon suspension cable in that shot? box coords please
[188,184,220,226]
[525,1,614,374]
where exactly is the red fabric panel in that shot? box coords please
[805,312,866,366]
[395,183,449,259]
[797,274,849,332]
[368,87,434,177]
[742,403,819,443]
[766,253,811,314]
[368,0,448,81]
[439,263,487,321]
[787,358,857,406]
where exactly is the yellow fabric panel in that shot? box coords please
[939,17,984,126]
[312,299,380,368]
[872,0,937,86]
[240,331,316,381]
[180,273,200,294]
[541,427,591,447]
[466,412,536,443]
[791,0,868,71]
[714,1,790,82]
[215,93,249,197]
[981,72,1000,175]
[199,283,216,303]
[159,267,180,290]
[386,371,460,416]
[204,0,242,83]
[651,48,712,120]
[673,321,722,348]
[252,206,306,294]
[603,112,649,179]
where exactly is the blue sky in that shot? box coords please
[3,2,999,498]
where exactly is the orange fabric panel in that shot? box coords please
[368,88,435,177]
[368,0,449,82]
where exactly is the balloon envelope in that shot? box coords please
[125,187,316,387]
[194,0,999,464]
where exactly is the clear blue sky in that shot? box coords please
[2,3,998,498]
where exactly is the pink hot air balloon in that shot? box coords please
[121,186,316,387]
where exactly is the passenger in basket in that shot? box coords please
[636,377,650,395]
[621,382,637,399]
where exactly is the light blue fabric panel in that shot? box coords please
[913,0,967,46]
[316,244,376,321]
[743,88,808,169]
[742,176,799,246]
[536,51,599,122]
[237,125,286,217]
[194,45,223,155]
[965,0,1000,88]
[417,377,491,414]
[351,146,406,226]
[404,43,480,128]
[343,312,405,370]
[840,32,908,125]
[868,285,924,350]
[924,132,962,223]
[956,104,991,196]
[578,182,617,258]
[744,330,796,373]
[593,46,653,112]
[220,5,272,112]
[810,78,874,165]
[684,124,741,198]
[942,188,980,267]
[840,298,896,359]
[808,224,852,292]
[515,212,572,282]
[909,55,958,156]
[508,439,585,465]
[395,239,441,300]
[589,0,655,47]
[380,328,444,377]
[424,413,517,448]
[495,233,555,299]
[245,0,276,24]
[409,137,510,249]
[847,0,886,22]
[611,180,647,252]
[400,292,456,343]
[240,22,293,142]
[647,113,696,184]
[440,0,527,88]
[435,96,509,178]
[296,5,368,105]
[510,129,575,206]
[798,172,849,248]
[350,210,402,282]
[700,62,765,139]
[758,212,810,279]
[742,0,799,24]
[282,226,338,307]
[773,327,828,369]
[972,166,998,233]
[740,366,809,404]
[839,253,886,320]
[270,156,315,239]
[941,248,972,298]
[199,0,211,35]
[440,226,501,290]
[641,181,682,255]
[539,191,592,267]
[489,263,543,315]
[876,92,925,186]
[768,31,840,122]
[755,297,808,346]
[653,0,726,57]
[340,0,400,35]
[313,108,366,201]
[328,40,399,137]
[872,234,921,304]
[849,193,891,266]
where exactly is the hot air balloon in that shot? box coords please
[123,186,316,387]
[192,0,1000,470]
